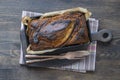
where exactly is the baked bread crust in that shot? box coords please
[22,7,92,54]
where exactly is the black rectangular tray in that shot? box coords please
[20,18,91,67]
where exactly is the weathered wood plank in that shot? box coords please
[0,31,19,40]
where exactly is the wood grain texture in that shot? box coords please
[0,0,120,80]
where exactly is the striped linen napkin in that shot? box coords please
[19,11,99,73]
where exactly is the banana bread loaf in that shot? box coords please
[22,7,91,51]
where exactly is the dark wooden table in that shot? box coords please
[0,0,120,80]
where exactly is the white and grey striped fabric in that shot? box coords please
[20,11,99,73]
